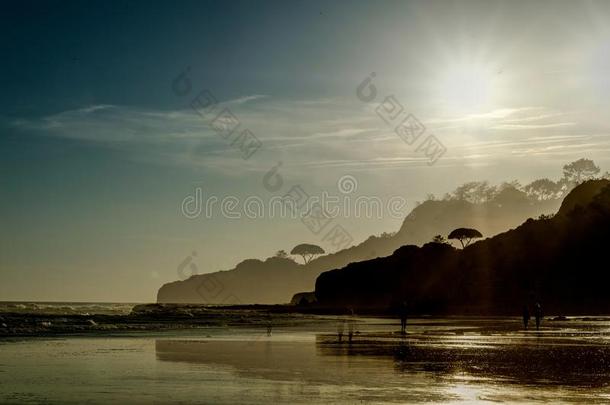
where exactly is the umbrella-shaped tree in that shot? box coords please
[448,228,483,248]
[290,243,325,264]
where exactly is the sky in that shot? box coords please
[2,0,610,302]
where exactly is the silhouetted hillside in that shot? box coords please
[158,195,560,304]
[557,179,609,215]
[158,257,305,304]
[315,180,610,315]
[158,159,604,304]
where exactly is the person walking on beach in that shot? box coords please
[347,307,355,344]
[399,301,408,335]
[534,302,543,330]
[522,305,530,330]
[337,320,345,342]
[266,314,273,336]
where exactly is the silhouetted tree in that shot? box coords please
[437,160,607,205]
[448,181,497,203]
[500,180,522,190]
[274,250,289,259]
[379,231,396,239]
[290,243,325,264]
[563,158,600,185]
[493,183,528,205]
[524,178,561,201]
[432,234,448,244]
[448,228,483,248]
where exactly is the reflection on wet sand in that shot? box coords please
[155,338,445,403]
[155,318,610,403]
[317,332,610,387]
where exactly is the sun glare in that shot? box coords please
[436,62,497,115]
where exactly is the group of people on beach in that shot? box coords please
[337,308,357,343]
[523,302,543,330]
[397,301,544,336]
[333,301,544,342]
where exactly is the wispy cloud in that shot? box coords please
[491,122,577,130]
[427,107,539,124]
[77,104,116,114]
[227,94,268,104]
[427,107,580,131]
[10,99,610,177]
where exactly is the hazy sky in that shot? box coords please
[2,0,610,302]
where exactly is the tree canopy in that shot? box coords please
[524,178,561,201]
[562,158,600,185]
[492,183,528,205]
[431,234,448,244]
[449,181,496,204]
[290,243,325,264]
[442,159,604,204]
[273,250,289,259]
[448,228,483,248]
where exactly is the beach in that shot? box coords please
[2,305,610,404]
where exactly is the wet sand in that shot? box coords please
[2,316,610,404]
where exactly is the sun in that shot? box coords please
[435,62,498,114]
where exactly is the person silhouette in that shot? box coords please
[337,319,345,342]
[266,314,273,337]
[399,301,408,335]
[534,302,542,330]
[347,307,355,344]
[522,305,530,330]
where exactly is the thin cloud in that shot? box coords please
[77,104,116,114]
[227,94,269,104]
[427,107,540,124]
[9,99,610,174]
[491,122,577,130]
